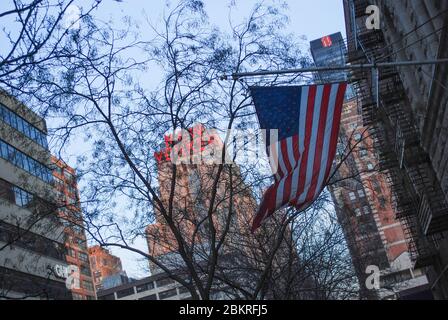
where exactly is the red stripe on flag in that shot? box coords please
[284,135,300,203]
[291,135,300,165]
[292,85,316,207]
[280,139,292,173]
[282,163,294,204]
[286,135,300,203]
[324,83,347,180]
[252,183,278,232]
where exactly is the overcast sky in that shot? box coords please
[61,0,347,278]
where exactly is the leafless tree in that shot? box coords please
[0,0,104,95]
[1,0,363,300]
[0,0,103,299]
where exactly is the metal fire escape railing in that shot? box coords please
[345,0,448,268]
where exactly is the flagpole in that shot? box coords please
[220,58,448,80]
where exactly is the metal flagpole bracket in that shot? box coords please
[219,58,448,80]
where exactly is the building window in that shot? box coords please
[116,287,135,298]
[136,282,155,293]
[372,180,381,193]
[336,143,345,157]
[0,220,65,261]
[54,166,63,177]
[348,192,356,201]
[367,163,374,170]
[0,179,14,202]
[359,148,368,158]
[178,286,190,294]
[67,184,77,197]
[362,205,370,214]
[53,176,64,190]
[79,252,89,262]
[72,293,84,300]
[99,293,115,300]
[0,103,49,149]
[0,139,53,183]
[156,277,175,288]
[67,247,76,258]
[76,238,87,250]
[90,257,96,268]
[0,179,59,222]
[81,280,94,292]
[139,294,157,300]
[158,288,177,300]
[354,133,362,141]
[64,171,76,185]
[12,186,33,207]
[67,196,79,206]
[81,265,91,277]
[354,208,362,217]
[382,270,413,287]
[71,224,84,235]
[357,189,365,198]
[378,196,386,209]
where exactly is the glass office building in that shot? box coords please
[0,91,72,299]
[310,32,356,100]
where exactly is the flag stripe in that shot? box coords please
[277,140,288,178]
[288,85,308,202]
[324,83,347,179]
[299,86,309,153]
[293,85,316,207]
[313,83,340,200]
[287,136,297,170]
[281,138,293,174]
[297,85,322,205]
[304,84,331,203]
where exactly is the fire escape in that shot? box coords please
[345,0,448,268]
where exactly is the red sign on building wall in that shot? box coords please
[321,35,333,47]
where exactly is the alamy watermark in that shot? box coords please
[365,265,381,290]
[155,125,281,173]
[365,5,380,30]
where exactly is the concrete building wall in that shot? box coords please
[0,242,67,281]
[0,91,71,299]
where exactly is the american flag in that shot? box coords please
[250,83,347,232]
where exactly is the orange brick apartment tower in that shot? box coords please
[52,157,96,300]
[329,99,429,299]
[146,125,259,270]
[88,245,124,292]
